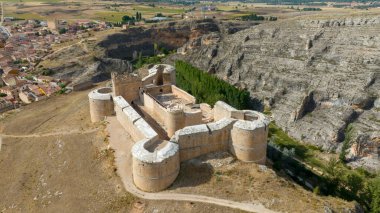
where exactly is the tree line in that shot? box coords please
[240,13,277,21]
[175,60,251,109]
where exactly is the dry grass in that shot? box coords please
[168,152,356,213]
[0,87,248,212]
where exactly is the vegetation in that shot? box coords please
[269,122,324,169]
[254,0,375,4]
[55,82,67,94]
[122,15,136,24]
[41,68,54,76]
[175,60,250,109]
[240,13,277,21]
[173,60,379,211]
[269,121,379,212]
[133,54,162,69]
[155,13,165,17]
[0,93,7,97]
[339,124,354,162]
[302,7,322,11]
[25,75,34,81]
[58,28,67,34]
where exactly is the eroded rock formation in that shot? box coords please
[168,16,380,171]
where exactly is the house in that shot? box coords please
[18,90,32,104]
[2,75,17,86]
[36,75,54,83]
[0,86,18,98]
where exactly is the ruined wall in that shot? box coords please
[213,101,237,121]
[142,64,176,86]
[184,110,203,126]
[213,101,270,163]
[88,87,114,122]
[114,95,179,192]
[144,84,172,96]
[142,92,189,137]
[143,93,168,125]
[105,63,270,192]
[142,73,156,86]
[114,96,158,142]
[111,72,142,102]
[171,85,196,104]
[175,118,235,161]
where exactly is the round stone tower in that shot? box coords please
[88,87,114,122]
[230,111,269,164]
[132,139,180,192]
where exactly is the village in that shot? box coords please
[0,17,112,113]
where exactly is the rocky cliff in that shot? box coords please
[168,16,380,171]
[39,19,253,83]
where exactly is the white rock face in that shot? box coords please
[173,16,380,170]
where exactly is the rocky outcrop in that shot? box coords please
[40,19,254,84]
[168,15,380,171]
[99,19,254,60]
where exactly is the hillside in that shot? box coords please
[0,88,249,213]
[168,14,380,171]
[0,88,359,212]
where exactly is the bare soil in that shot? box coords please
[168,152,357,213]
[0,88,245,213]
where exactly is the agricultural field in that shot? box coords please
[3,1,189,23]
[2,0,345,24]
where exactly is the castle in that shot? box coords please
[88,64,270,192]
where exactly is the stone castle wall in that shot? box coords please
[88,87,114,122]
[230,119,268,163]
[142,93,170,128]
[174,118,235,161]
[171,85,196,104]
[89,64,270,192]
[111,72,142,102]
[114,95,179,192]
[114,96,158,142]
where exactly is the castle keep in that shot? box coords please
[88,64,270,192]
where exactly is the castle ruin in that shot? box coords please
[88,64,270,192]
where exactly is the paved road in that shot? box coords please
[106,117,277,213]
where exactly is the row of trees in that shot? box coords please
[175,60,250,109]
[323,159,380,212]
[121,12,143,24]
[268,122,380,212]
[240,13,277,21]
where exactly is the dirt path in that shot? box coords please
[0,128,99,138]
[106,117,277,213]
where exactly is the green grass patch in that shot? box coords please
[7,12,46,20]
[94,11,133,23]
[133,5,185,14]
[5,0,61,2]
[269,122,325,169]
